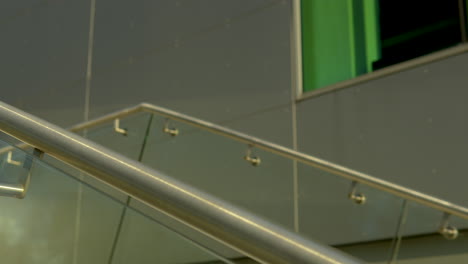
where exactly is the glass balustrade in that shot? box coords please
[60,108,468,264]
[139,115,295,231]
[394,202,468,264]
[84,112,154,161]
[0,138,242,264]
[298,163,404,263]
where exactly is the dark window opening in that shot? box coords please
[373,0,464,70]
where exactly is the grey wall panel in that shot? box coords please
[140,114,295,231]
[0,0,45,19]
[89,0,292,145]
[338,231,468,264]
[222,105,293,146]
[0,0,90,126]
[298,52,468,207]
[91,0,277,69]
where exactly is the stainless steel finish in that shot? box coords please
[22,148,44,199]
[0,105,143,155]
[348,181,366,205]
[70,105,142,132]
[290,0,304,99]
[131,103,468,220]
[163,118,179,137]
[0,147,43,198]
[2,101,467,220]
[56,102,468,220]
[0,184,24,198]
[290,0,303,232]
[244,145,261,167]
[439,213,459,240]
[298,43,468,101]
[7,151,21,166]
[0,101,363,264]
[114,118,128,136]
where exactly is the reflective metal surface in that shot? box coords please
[71,103,468,221]
[2,101,468,222]
[0,101,363,264]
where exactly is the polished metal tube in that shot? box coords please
[0,101,363,264]
[139,103,468,220]
[13,100,466,220]
[69,104,143,132]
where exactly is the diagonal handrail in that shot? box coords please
[0,101,363,264]
[68,103,468,221]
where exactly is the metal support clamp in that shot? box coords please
[20,148,44,199]
[244,145,261,166]
[0,148,43,199]
[7,151,21,166]
[114,118,128,136]
[163,119,179,136]
[348,181,366,204]
[439,212,459,240]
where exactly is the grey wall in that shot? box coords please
[0,0,90,127]
[297,52,468,208]
[0,0,292,145]
[0,1,294,263]
[1,0,468,263]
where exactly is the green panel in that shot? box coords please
[362,0,381,72]
[301,0,355,92]
[301,0,380,92]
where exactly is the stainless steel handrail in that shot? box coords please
[0,101,363,264]
[68,103,468,220]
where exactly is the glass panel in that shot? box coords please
[0,143,123,263]
[0,140,235,263]
[78,112,154,202]
[127,199,244,262]
[40,153,129,204]
[0,146,30,196]
[395,202,468,264]
[298,163,404,263]
[110,204,233,264]
[84,112,153,161]
[141,115,295,230]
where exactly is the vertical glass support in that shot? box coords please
[394,202,468,263]
[106,113,154,264]
[298,163,402,262]
[387,200,408,264]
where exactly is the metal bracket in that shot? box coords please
[348,181,366,204]
[0,148,43,199]
[114,118,128,136]
[438,212,459,240]
[7,151,21,166]
[244,145,261,166]
[20,148,44,199]
[163,119,179,137]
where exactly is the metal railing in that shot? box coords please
[0,101,364,264]
[69,102,468,222]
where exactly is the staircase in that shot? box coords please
[0,102,466,263]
